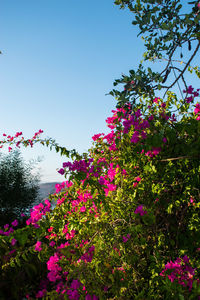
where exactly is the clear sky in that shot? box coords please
[0,0,199,183]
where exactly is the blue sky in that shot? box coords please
[0,0,199,182]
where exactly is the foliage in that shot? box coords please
[0,88,200,298]
[111,0,200,106]
[0,1,200,299]
[0,150,40,226]
[0,130,81,161]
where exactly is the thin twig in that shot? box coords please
[160,155,200,162]
[162,41,200,90]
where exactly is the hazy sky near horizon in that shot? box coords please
[0,0,199,183]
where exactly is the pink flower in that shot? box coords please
[49,241,55,247]
[47,253,60,270]
[57,197,65,205]
[160,256,196,291]
[135,177,141,182]
[80,206,86,213]
[35,241,42,252]
[107,164,116,181]
[104,184,117,196]
[152,147,161,156]
[92,133,103,141]
[122,169,127,175]
[194,103,200,115]
[48,226,54,232]
[153,97,159,103]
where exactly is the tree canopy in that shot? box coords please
[0,150,40,225]
[111,0,200,106]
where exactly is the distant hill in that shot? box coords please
[26,182,60,212]
[37,182,60,201]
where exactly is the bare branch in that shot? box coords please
[162,42,200,90]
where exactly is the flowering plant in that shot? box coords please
[0,1,200,298]
[0,86,200,299]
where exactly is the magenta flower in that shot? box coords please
[122,235,130,243]
[58,168,65,175]
[35,241,42,252]
[163,137,167,143]
[194,103,200,115]
[86,295,99,300]
[4,224,9,230]
[70,279,81,289]
[49,241,55,247]
[67,289,80,300]
[131,131,140,143]
[160,256,196,291]
[98,176,106,185]
[47,270,61,282]
[36,289,47,298]
[11,238,17,246]
[148,115,154,121]
[47,253,61,272]
[186,96,193,103]
[161,102,166,108]
[134,205,147,216]
[11,219,18,227]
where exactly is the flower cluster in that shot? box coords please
[134,205,147,216]
[58,158,94,175]
[0,129,43,151]
[26,199,51,227]
[1,86,200,299]
[0,219,18,237]
[194,103,200,120]
[183,85,200,103]
[160,256,198,291]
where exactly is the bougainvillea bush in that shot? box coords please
[0,86,200,299]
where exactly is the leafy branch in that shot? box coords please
[111,0,200,106]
